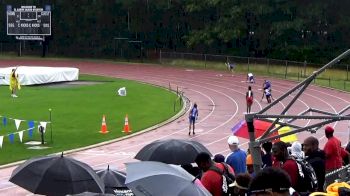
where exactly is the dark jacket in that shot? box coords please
[305,149,326,192]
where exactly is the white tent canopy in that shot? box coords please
[0,66,79,85]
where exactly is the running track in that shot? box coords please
[0,59,349,195]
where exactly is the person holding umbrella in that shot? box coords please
[189,103,199,135]
[10,67,21,98]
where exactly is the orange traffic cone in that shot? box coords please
[99,115,109,134]
[123,114,131,133]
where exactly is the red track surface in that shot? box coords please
[0,59,349,195]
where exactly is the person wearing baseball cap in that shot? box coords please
[225,136,247,174]
[323,125,343,185]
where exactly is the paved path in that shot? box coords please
[0,59,349,195]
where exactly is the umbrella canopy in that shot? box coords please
[125,161,212,196]
[96,165,134,195]
[73,192,115,196]
[134,139,212,165]
[9,153,104,196]
[231,120,298,142]
[231,119,278,139]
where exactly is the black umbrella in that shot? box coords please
[135,139,212,165]
[73,192,115,196]
[96,165,134,195]
[125,161,211,196]
[9,152,104,196]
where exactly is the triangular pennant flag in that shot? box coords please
[15,119,22,130]
[40,122,47,133]
[3,117,7,127]
[28,121,34,138]
[0,136,3,148]
[8,133,14,143]
[18,131,23,143]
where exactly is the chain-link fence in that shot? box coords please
[160,51,350,91]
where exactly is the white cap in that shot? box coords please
[227,136,239,145]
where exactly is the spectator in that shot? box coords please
[213,154,225,163]
[181,164,201,179]
[195,152,234,196]
[249,167,295,196]
[272,141,299,189]
[323,126,343,172]
[346,142,350,153]
[288,141,305,160]
[344,142,350,165]
[230,173,252,196]
[246,154,254,176]
[303,136,325,192]
[262,142,273,168]
[225,136,247,174]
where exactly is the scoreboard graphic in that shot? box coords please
[7,5,51,36]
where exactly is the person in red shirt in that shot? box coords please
[323,126,343,172]
[323,126,348,186]
[272,141,299,189]
[195,152,235,196]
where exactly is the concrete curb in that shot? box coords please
[0,87,189,169]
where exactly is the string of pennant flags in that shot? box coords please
[0,115,51,149]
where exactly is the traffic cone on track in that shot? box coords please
[123,114,131,133]
[99,115,109,134]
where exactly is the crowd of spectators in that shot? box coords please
[191,125,350,196]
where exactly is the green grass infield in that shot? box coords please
[0,74,182,165]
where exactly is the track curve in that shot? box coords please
[0,59,349,195]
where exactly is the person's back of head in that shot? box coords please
[213,154,225,163]
[231,173,252,196]
[262,142,273,154]
[249,167,292,196]
[325,126,334,138]
[227,136,240,151]
[195,152,212,172]
[289,141,304,160]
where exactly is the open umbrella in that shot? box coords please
[231,120,297,142]
[96,165,134,195]
[135,139,212,165]
[73,192,115,196]
[231,119,277,139]
[125,161,211,196]
[9,153,104,196]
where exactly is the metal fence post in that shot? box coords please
[329,77,331,87]
[248,57,250,72]
[267,59,270,74]
[285,60,288,79]
[204,54,207,68]
[304,60,307,77]
[159,49,162,63]
[347,65,349,81]
[298,72,300,81]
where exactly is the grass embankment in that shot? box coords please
[0,75,182,165]
[162,58,350,92]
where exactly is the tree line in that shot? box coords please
[1,0,349,63]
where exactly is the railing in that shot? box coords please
[325,164,350,184]
[159,51,350,91]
